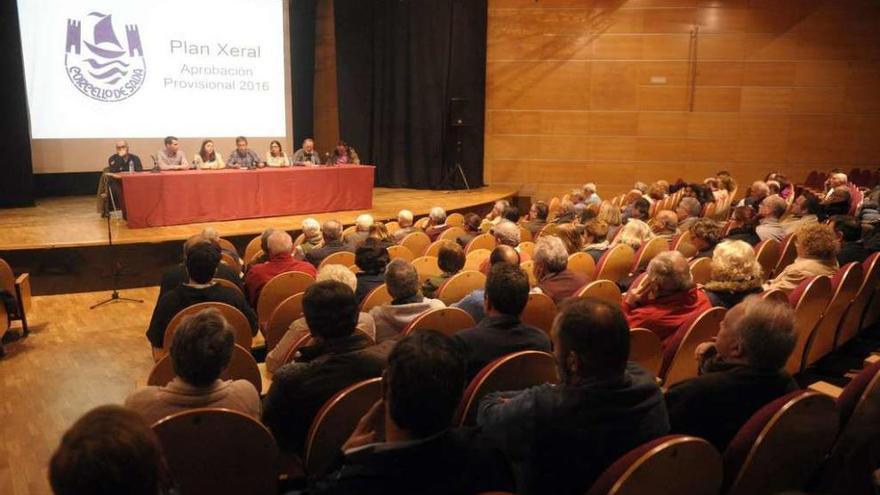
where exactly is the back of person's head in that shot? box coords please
[170,308,234,386]
[801,192,822,216]
[185,243,221,284]
[356,214,374,232]
[267,230,294,257]
[303,280,358,339]
[678,197,702,218]
[485,263,529,316]
[616,219,655,250]
[731,205,758,229]
[316,264,358,291]
[385,331,466,438]
[398,209,414,227]
[728,296,796,370]
[437,240,465,274]
[463,212,481,232]
[554,298,629,381]
[183,234,209,258]
[583,182,597,195]
[502,206,520,223]
[760,194,787,219]
[201,227,221,244]
[492,220,521,247]
[710,240,762,284]
[598,202,622,226]
[555,223,583,254]
[632,197,651,219]
[797,223,839,260]
[355,238,390,274]
[322,220,343,242]
[260,228,276,252]
[368,222,392,243]
[832,215,862,243]
[633,181,648,194]
[648,182,666,200]
[690,218,722,247]
[50,405,167,495]
[489,244,521,266]
[302,218,321,235]
[647,250,693,296]
[751,180,770,197]
[384,259,420,301]
[534,235,569,274]
[429,206,447,224]
[583,218,609,242]
[654,210,678,232]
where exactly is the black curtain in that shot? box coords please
[334,0,487,189]
[291,0,317,146]
[0,1,34,207]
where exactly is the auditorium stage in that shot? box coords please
[0,186,515,295]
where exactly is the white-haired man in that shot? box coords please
[532,236,588,304]
[425,206,451,242]
[292,138,321,165]
[345,214,374,250]
[245,231,317,304]
[369,259,445,342]
[392,209,419,243]
[295,218,324,260]
[478,221,529,274]
[485,200,510,226]
[676,197,702,232]
[739,181,770,211]
[756,195,787,242]
[822,172,852,216]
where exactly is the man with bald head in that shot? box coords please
[245,230,317,304]
[756,195,787,242]
[650,210,679,239]
[306,220,349,268]
[454,245,521,322]
[822,172,852,216]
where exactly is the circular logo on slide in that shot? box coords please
[64,12,146,102]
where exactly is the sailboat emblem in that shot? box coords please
[65,12,146,102]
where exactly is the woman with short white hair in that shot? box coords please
[295,217,323,260]
[533,236,588,304]
[702,240,763,308]
[612,219,655,252]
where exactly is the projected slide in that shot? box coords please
[18,0,286,139]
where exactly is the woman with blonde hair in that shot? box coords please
[368,222,394,248]
[764,223,839,293]
[597,201,622,241]
[612,219,655,252]
[555,223,583,255]
[702,240,763,308]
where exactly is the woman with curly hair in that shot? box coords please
[702,241,764,308]
[764,223,839,293]
[690,218,723,259]
[555,223,583,255]
[612,219,655,253]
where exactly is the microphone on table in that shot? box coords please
[324,152,331,166]
[150,155,160,173]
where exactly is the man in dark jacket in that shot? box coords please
[665,296,799,451]
[306,220,350,268]
[262,281,387,455]
[159,235,243,297]
[311,331,514,495]
[453,263,551,379]
[478,298,669,495]
[833,215,870,266]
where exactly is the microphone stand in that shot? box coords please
[91,175,144,309]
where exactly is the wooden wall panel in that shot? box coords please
[485,0,880,200]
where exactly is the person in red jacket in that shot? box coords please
[245,230,317,305]
[622,250,712,342]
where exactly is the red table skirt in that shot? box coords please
[115,165,375,228]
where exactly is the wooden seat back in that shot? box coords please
[217,238,239,256]
[360,283,392,312]
[319,250,355,269]
[629,328,663,377]
[212,278,245,299]
[148,344,261,392]
[256,271,315,328]
[754,239,781,280]
[672,230,697,258]
[568,251,596,281]
[595,244,635,284]
[401,231,432,257]
[836,252,880,348]
[465,233,496,254]
[761,289,788,304]
[412,255,442,282]
[518,225,533,243]
[803,263,863,368]
[446,212,465,226]
[520,260,538,287]
[576,279,622,307]
[521,292,557,336]
[773,234,797,278]
[632,237,669,274]
[689,257,712,285]
[220,252,242,274]
[438,226,466,242]
[402,307,476,338]
[423,240,446,258]
[152,408,279,495]
[386,244,414,262]
[162,302,253,356]
[265,292,305,352]
[464,249,491,271]
[384,221,401,234]
[456,351,560,426]
[243,235,263,266]
[785,276,833,374]
[517,241,536,259]
[660,307,726,387]
[437,270,486,305]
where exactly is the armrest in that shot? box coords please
[14,273,31,314]
[808,381,843,399]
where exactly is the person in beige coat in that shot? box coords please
[763,223,839,293]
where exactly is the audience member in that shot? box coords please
[612,219,655,252]
[690,218,723,259]
[702,241,763,308]
[392,209,418,243]
[598,202,623,241]
[367,222,394,248]
[159,235,242,297]
[294,218,324,260]
[49,405,170,495]
[245,231,317,304]
[724,206,761,246]
[582,219,610,263]
[765,172,793,199]
[266,265,376,373]
[263,281,387,455]
[622,251,712,342]
[555,223,583,255]
[554,200,577,224]
[127,309,261,424]
[306,220,349,267]
[833,216,869,265]
[741,180,770,211]
[665,296,798,451]
[756,195,787,242]
[822,173,851,216]
[147,243,257,348]
[354,239,390,303]
[369,259,445,342]
[582,182,601,205]
[676,197,702,232]
[648,182,667,203]
[248,227,277,266]
[523,201,549,237]
[764,223,839,293]
[486,200,510,226]
[457,212,482,248]
[501,205,520,223]
[422,240,465,298]
[454,245,520,322]
[344,214,375,250]
[313,332,514,495]
[705,177,727,203]
[533,236,588,304]
[626,197,651,222]
[782,193,821,235]
[478,298,669,495]
[201,227,241,264]
[650,210,679,239]
[453,264,550,379]
[479,221,528,273]
[425,207,451,242]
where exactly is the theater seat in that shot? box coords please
[402,307,475,338]
[659,307,726,387]
[148,343,262,393]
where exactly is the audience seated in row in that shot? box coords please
[147,243,257,348]
[650,210,679,239]
[725,205,761,246]
[582,218,610,263]
[354,239,389,303]
[159,234,243,297]
[690,218,723,259]
[834,215,870,266]
[421,240,465,298]
[665,296,798,451]
[522,201,549,238]
[533,236,589,305]
[676,196,702,232]
[622,250,713,342]
[478,221,529,273]
[263,280,388,456]
[306,220,349,268]
[782,192,821,235]
[391,209,417,243]
[344,214,374,251]
[245,230,316,305]
[454,245,521,322]
[478,298,669,495]
[368,259,445,342]
[425,207,451,242]
[265,265,377,373]
[756,194,787,242]
[453,264,550,379]
[128,309,261,425]
[295,218,324,260]
[485,200,510,226]
[702,240,764,309]
[456,212,482,248]
[764,223,839,293]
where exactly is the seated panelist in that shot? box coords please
[227,136,263,168]
[192,139,225,170]
[107,140,142,173]
[265,140,291,167]
[156,136,190,170]
[292,138,321,166]
[328,140,360,165]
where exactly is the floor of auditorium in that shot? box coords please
[0,287,158,495]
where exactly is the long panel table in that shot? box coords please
[112,165,375,228]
